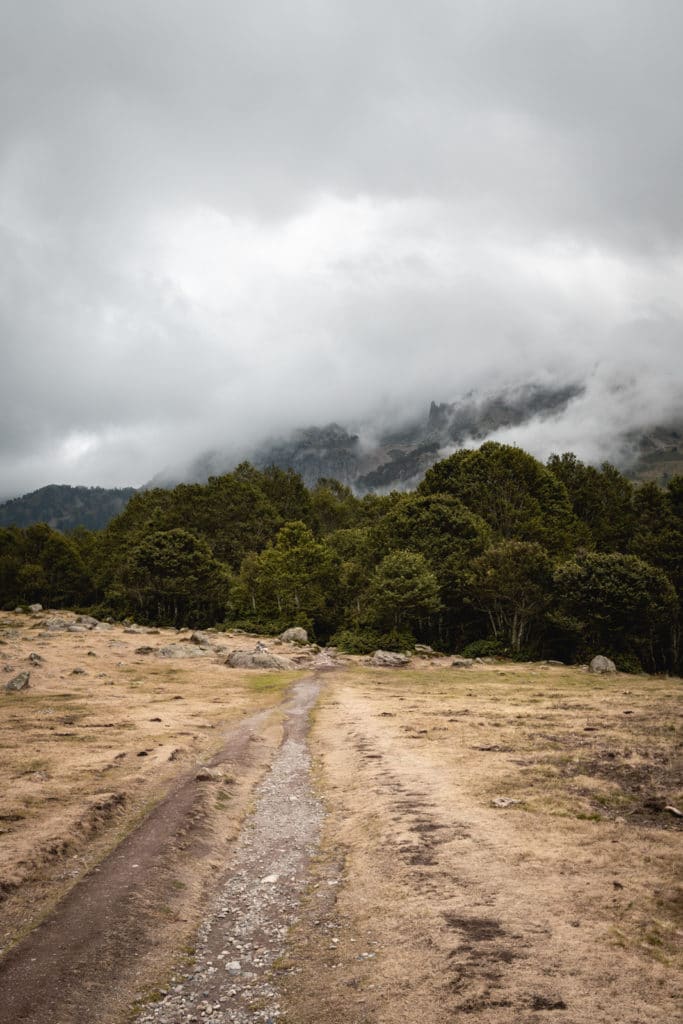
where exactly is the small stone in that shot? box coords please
[261,874,279,884]
[5,671,30,692]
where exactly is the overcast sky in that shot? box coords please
[2,1,682,499]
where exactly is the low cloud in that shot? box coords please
[1,2,682,499]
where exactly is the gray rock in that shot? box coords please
[280,627,309,645]
[75,614,99,628]
[451,656,474,668]
[135,645,156,655]
[195,766,223,781]
[5,671,30,692]
[157,644,208,659]
[28,603,43,613]
[414,644,435,655]
[589,655,617,674]
[66,625,88,633]
[370,650,410,667]
[189,631,212,648]
[226,650,296,671]
[28,652,44,666]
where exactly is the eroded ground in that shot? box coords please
[283,664,682,1024]
[0,615,681,1024]
[0,610,301,1022]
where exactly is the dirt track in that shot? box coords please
[0,702,282,1024]
[0,617,680,1024]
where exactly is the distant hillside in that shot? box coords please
[0,485,137,531]
[2,389,681,532]
[165,382,586,492]
[626,424,683,485]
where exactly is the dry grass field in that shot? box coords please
[283,663,682,1024]
[0,613,680,1024]
[0,610,296,988]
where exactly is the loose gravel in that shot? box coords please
[135,678,323,1024]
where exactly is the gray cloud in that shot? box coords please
[1,1,682,499]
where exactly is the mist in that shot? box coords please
[2,2,682,500]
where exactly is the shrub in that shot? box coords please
[329,628,381,654]
[614,652,644,675]
[459,638,506,659]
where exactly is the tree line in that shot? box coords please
[0,443,681,673]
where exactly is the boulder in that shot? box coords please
[280,627,309,645]
[76,614,99,628]
[189,631,212,648]
[5,671,30,692]
[451,656,474,668]
[28,652,44,666]
[370,650,410,668]
[414,644,435,656]
[589,655,617,674]
[157,645,208,659]
[45,617,70,631]
[226,650,295,671]
[28,603,43,613]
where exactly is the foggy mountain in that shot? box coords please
[3,381,681,532]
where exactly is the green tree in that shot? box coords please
[553,551,678,671]
[374,492,490,569]
[310,479,360,535]
[547,453,634,551]
[466,541,553,654]
[419,442,579,553]
[365,550,441,633]
[117,528,229,626]
[233,521,339,634]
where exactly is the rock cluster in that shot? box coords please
[369,650,411,668]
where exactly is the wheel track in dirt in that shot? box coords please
[0,693,289,1024]
[134,675,324,1024]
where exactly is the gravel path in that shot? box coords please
[136,677,323,1024]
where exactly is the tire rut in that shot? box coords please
[0,701,282,1024]
[135,676,324,1024]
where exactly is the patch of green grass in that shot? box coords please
[245,671,297,693]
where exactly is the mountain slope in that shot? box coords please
[0,484,137,531]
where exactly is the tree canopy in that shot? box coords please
[1,456,680,673]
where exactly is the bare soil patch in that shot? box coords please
[282,663,682,1024]
[0,612,303,1022]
